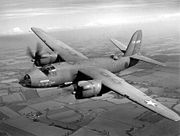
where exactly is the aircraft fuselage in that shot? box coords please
[20,56,137,88]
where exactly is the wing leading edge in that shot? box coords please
[78,67,180,121]
[31,27,88,62]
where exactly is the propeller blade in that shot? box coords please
[26,47,35,59]
[35,42,43,58]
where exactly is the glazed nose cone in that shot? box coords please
[19,74,31,87]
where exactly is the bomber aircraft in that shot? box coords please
[19,27,180,121]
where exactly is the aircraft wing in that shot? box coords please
[31,27,88,62]
[78,67,180,121]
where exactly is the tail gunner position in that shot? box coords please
[19,27,180,121]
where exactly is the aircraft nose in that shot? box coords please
[19,74,31,87]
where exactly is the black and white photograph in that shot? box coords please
[0,0,179,136]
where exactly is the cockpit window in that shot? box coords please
[110,54,119,60]
[40,65,56,75]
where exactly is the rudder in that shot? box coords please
[124,30,142,56]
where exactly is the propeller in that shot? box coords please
[26,42,43,66]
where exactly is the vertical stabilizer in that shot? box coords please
[125,30,142,56]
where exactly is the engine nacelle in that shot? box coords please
[27,44,64,66]
[36,53,64,66]
[74,80,102,99]
[39,53,58,66]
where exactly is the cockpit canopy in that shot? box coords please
[39,65,56,75]
[110,54,119,60]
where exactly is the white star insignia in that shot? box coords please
[145,100,157,107]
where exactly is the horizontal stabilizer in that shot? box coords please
[131,54,166,67]
[119,67,144,76]
[110,38,127,51]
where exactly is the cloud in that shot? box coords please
[12,27,24,34]
[0,1,179,35]
[0,7,83,19]
[83,12,180,28]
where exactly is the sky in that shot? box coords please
[0,0,179,35]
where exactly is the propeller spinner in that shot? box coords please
[26,42,43,66]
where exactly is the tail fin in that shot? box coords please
[125,30,142,56]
